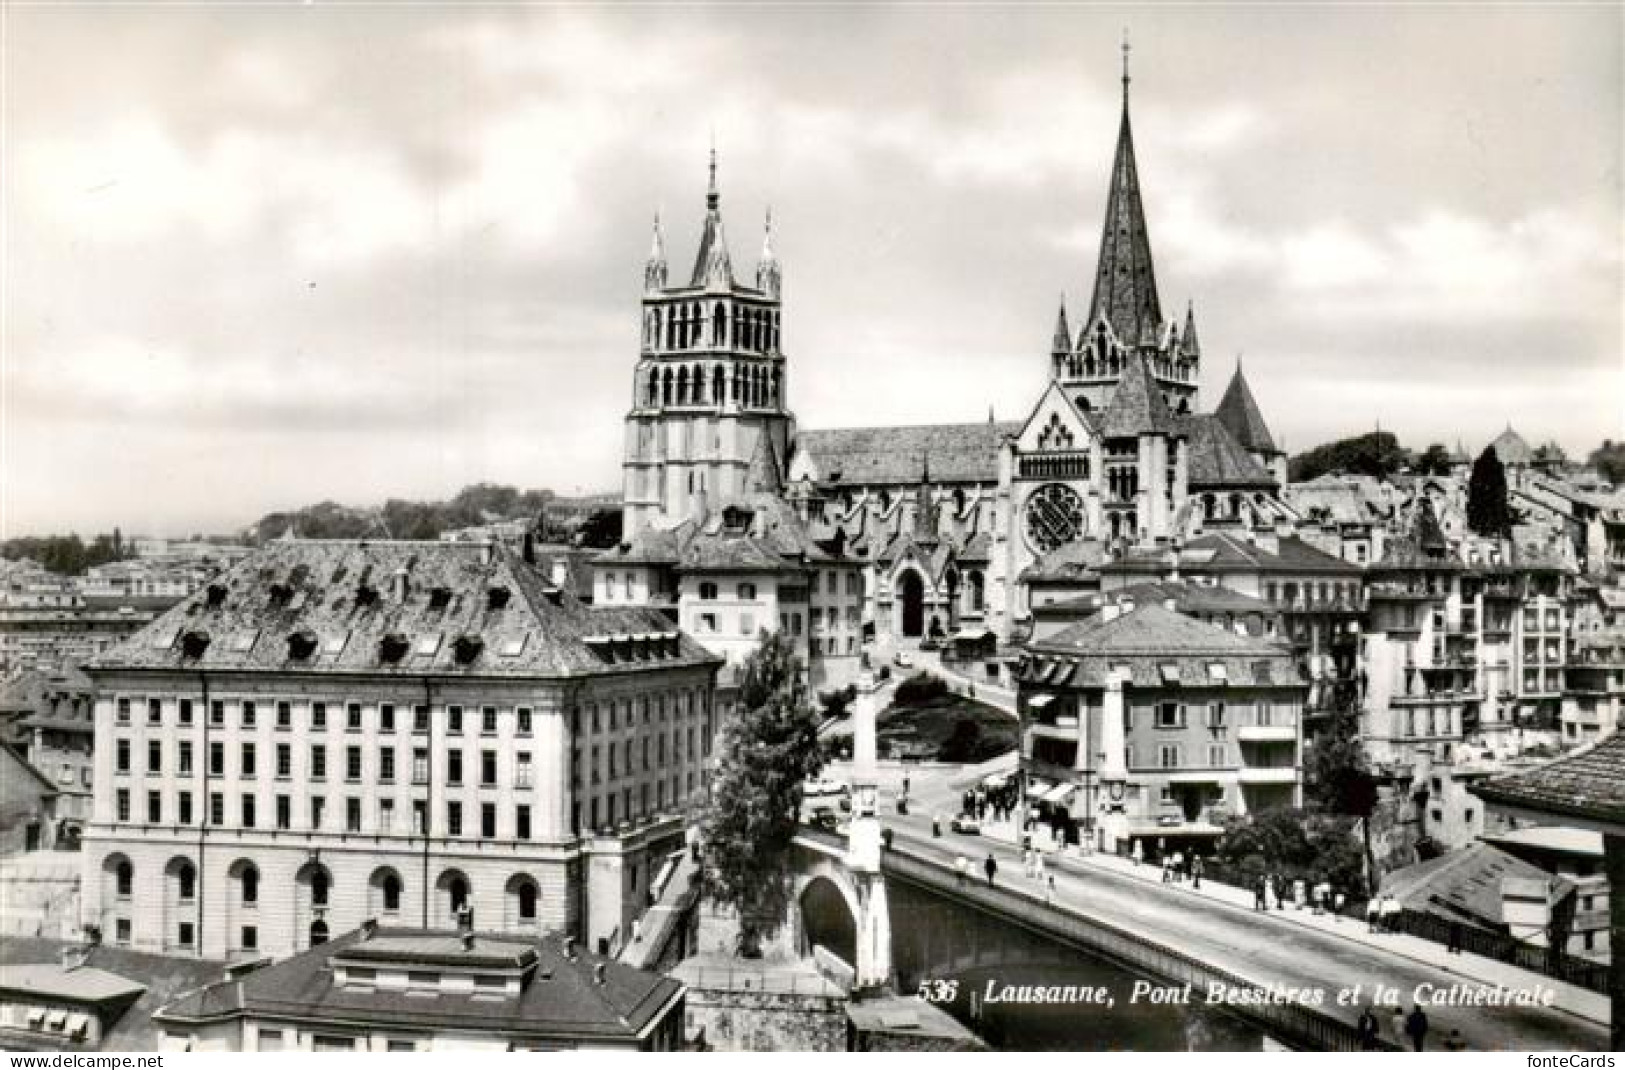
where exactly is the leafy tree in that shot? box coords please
[1305,714,1378,887]
[1466,446,1512,538]
[1414,443,1453,476]
[1217,809,1366,896]
[893,671,949,708]
[1288,432,1411,483]
[817,684,857,722]
[939,718,984,763]
[1587,440,1625,485]
[574,507,624,549]
[699,630,824,957]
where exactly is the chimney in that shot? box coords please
[1163,598,1178,612]
[456,904,473,934]
[550,558,569,588]
[60,945,88,972]
[593,963,607,986]
[563,937,577,961]
[461,931,475,952]
[361,917,378,940]
[1101,603,1122,623]
[480,541,496,565]
[522,531,536,565]
[392,568,409,603]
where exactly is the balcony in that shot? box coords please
[1028,721,1081,742]
[1018,452,1091,480]
[1238,725,1296,743]
[1237,766,1298,785]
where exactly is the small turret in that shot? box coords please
[644,213,668,293]
[757,207,781,299]
[1180,301,1201,358]
[1050,296,1072,377]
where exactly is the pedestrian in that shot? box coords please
[1131,840,1144,867]
[984,853,998,886]
[1171,850,1185,883]
[932,812,941,838]
[1034,852,1047,886]
[1404,1004,1429,1052]
[1355,1007,1379,1051]
[1045,874,1056,903]
[1388,1004,1407,1049]
[1333,890,1347,919]
[1447,920,1463,955]
[1161,860,1173,884]
[1381,894,1401,933]
[1191,855,1203,890]
[1022,848,1034,878]
[1292,877,1306,909]
[1253,876,1267,912]
[902,775,911,797]
[1366,896,1381,933]
[955,855,969,888]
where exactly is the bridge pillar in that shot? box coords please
[1097,668,1132,854]
[847,673,894,996]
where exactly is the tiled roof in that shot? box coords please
[88,541,716,680]
[154,927,681,1042]
[1099,355,1175,438]
[1101,532,1359,577]
[1022,604,1295,689]
[1213,364,1277,455]
[0,741,57,798]
[1474,732,1625,828]
[794,422,1019,485]
[1036,580,1270,618]
[0,963,146,1003]
[1086,97,1163,347]
[1178,414,1276,487]
[1380,843,1571,929]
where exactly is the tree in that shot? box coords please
[1588,440,1625,485]
[1466,446,1512,538]
[574,507,624,549]
[1305,714,1379,889]
[1414,443,1453,476]
[1217,808,1366,895]
[699,630,824,957]
[1288,431,1411,483]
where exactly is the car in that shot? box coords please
[804,778,847,798]
[950,814,981,835]
[893,651,913,668]
[809,806,840,832]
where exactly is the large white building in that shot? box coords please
[81,539,720,960]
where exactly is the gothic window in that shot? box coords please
[712,365,724,404]
[952,487,965,513]
[676,366,688,405]
[1023,483,1086,553]
[661,368,672,406]
[713,302,726,346]
[645,370,658,406]
[771,366,782,407]
[665,310,675,350]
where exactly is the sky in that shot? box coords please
[4,3,1622,537]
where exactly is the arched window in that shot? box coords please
[712,302,726,346]
[712,365,724,404]
[178,862,196,901]
[115,859,133,898]
[676,366,688,405]
[241,865,259,905]
[519,882,537,920]
[383,874,401,912]
[507,874,541,927]
[312,870,330,907]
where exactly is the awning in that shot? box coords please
[1040,782,1078,805]
[1025,777,1054,796]
[1027,694,1056,709]
[953,628,993,641]
[25,1007,45,1027]
[66,1013,90,1038]
[46,1010,67,1030]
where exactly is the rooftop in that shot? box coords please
[795,421,1019,486]
[1475,732,1625,830]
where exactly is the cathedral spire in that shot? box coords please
[1087,39,1163,349]
[691,143,733,288]
[644,212,668,292]
[1051,294,1072,356]
[1181,300,1200,358]
[757,206,781,297]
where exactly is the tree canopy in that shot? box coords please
[1588,440,1625,485]
[1414,442,1454,476]
[1,533,126,575]
[1466,446,1513,538]
[1288,432,1412,483]
[699,630,824,956]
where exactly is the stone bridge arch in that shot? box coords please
[789,837,891,992]
[789,849,863,971]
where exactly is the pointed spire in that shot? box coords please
[1087,40,1163,349]
[1214,359,1277,455]
[1050,294,1072,356]
[914,454,938,541]
[690,142,733,288]
[1180,300,1200,358]
[644,212,668,292]
[756,206,781,297]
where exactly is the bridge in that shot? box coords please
[788,825,1609,1052]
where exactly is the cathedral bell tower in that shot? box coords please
[623,150,794,537]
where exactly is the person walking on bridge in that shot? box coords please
[984,852,998,886]
[954,855,969,888]
[1404,1005,1429,1052]
[1355,1007,1379,1050]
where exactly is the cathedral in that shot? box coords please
[613,59,1298,662]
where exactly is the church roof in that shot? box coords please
[1099,355,1174,438]
[1475,732,1625,829]
[1086,91,1163,348]
[795,422,1020,485]
[1178,414,1277,488]
[1489,427,1533,467]
[1213,363,1277,455]
[745,431,784,496]
[689,152,734,288]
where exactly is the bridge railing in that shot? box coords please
[881,845,1400,1053]
[680,965,843,998]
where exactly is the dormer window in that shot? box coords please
[205,584,227,608]
[287,631,318,660]
[721,506,752,533]
[379,634,410,664]
[429,587,452,610]
[180,630,211,658]
[487,587,511,611]
[452,635,484,665]
[355,584,379,608]
[268,582,293,607]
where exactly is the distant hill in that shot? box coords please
[251,483,621,545]
[1288,432,1414,483]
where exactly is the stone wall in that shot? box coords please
[685,987,847,1052]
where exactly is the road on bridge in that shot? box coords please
[867,770,1608,1053]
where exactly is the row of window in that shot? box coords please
[570,727,706,786]
[570,692,706,736]
[1134,701,1292,731]
[115,740,535,788]
[114,697,535,735]
[113,787,539,839]
[574,771,698,833]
